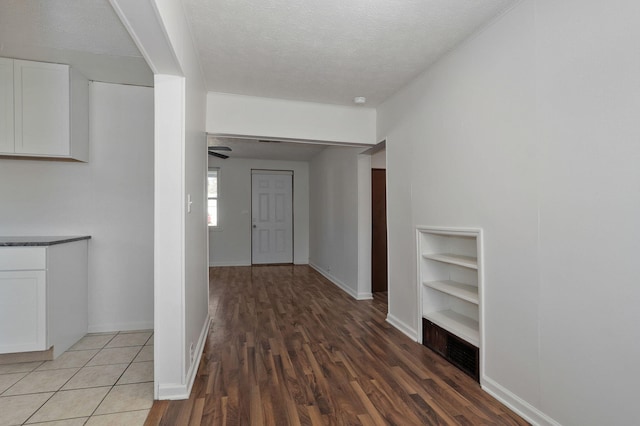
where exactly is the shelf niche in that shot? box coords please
[417,227,483,381]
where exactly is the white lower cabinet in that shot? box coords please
[0,270,46,353]
[0,240,88,357]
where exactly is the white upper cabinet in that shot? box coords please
[0,58,89,162]
[0,58,14,154]
[14,60,70,157]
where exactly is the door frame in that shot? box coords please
[250,169,295,265]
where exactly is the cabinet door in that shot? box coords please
[0,270,47,353]
[14,60,70,156]
[0,58,14,154]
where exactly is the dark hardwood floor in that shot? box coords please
[145,266,527,426]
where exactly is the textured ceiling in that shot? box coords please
[0,0,516,105]
[0,0,152,86]
[184,0,516,106]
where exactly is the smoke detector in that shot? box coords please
[353,96,366,105]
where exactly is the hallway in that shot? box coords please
[146,266,526,425]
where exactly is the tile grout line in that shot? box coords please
[14,390,55,426]
[20,334,114,425]
[82,331,136,420]
[86,333,150,421]
[3,330,153,425]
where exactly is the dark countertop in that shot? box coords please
[0,236,91,247]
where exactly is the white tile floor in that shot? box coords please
[0,331,153,426]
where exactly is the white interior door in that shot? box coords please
[252,171,293,264]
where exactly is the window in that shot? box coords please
[207,168,219,227]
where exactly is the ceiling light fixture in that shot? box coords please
[353,96,366,105]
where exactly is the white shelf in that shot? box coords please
[424,310,479,347]
[423,253,477,269]
[423,280,479,305]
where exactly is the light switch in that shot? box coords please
[187,194,192,213]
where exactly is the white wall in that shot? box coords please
[155,0,209,399]
[377,0,640,425]
[370,149,386,169]
[534,1,640,424]
[152,74,186,395]
[0,82,154,332]
[309,147,371,299]
[207,92,377,145]
[112,0,210,400]
[207,157,309,266]
[181,43,209,409]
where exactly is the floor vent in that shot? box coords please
[422,319,479,382]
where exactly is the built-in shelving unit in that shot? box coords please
[417,227,483,381]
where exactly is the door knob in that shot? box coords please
[253,225,257,228]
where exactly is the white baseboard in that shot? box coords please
[157,382,187,400]
[184,314,210,397]
[157,314,210,400]
[482,377,561,426]
[88,321,154,334]
[309,262,366,300]
[358,292,373,300]
[294,259,309,265]
[386,313,418,341]
[209,261,251,267]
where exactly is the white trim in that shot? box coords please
[209,261,252,267]
[157,314,210,400]
[251,169,294,176]
[386,313,418,341]
[356,153,372,299]
[152,74,187,401]
[309,262,370,300]
[207,167,220,229]
[184,314,210,397]
[209,132,372,148]
[88,321,154,334]
[108,0,182,76]
[157,382,189,400]
[482,377,561,426]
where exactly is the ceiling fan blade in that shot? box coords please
[208,151,229,159]
[208,146,232,151]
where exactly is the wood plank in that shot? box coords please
[145,265,528,426]
[144,399,168,426]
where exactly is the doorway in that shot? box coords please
[251,170,294,264]
[371,168,388,292]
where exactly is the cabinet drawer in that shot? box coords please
[0,247,46,270]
